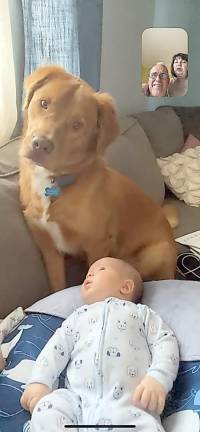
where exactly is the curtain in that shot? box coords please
[0,0,17,147]
[22,0,103,90]
[22,0,80,78]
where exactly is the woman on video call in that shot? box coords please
[168,53,188,97]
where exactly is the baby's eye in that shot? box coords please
[99,267,105,271]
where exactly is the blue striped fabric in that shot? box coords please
[21,0,103,89]
[22,0,80,77]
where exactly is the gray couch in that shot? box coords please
[1,105,200,318]
[106,106,200,240]
[0,0,198,318]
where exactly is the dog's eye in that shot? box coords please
[40,99,49,109]
[72,120,82,130]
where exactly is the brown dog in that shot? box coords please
[19,65,177,292]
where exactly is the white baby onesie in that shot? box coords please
[29,297,179,432]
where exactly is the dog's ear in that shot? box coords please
[23,65,72,110]
[95,92,120,154]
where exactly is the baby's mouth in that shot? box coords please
[84,279,92,289]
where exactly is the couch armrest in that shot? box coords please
[0,137,49,318]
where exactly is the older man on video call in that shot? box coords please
[142,62,170,97]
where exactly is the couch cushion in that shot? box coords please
[118,116,136,135]
[133,107,184,158]
[173,107,200,141]
[105,118,165,203]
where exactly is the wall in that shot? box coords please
[142,27,188,68]
[100,0,155,115]
[101,0,200,115]
[148,0,200,111]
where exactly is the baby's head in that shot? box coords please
[81,257,143,305]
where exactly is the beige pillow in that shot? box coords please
[157,146,200,207]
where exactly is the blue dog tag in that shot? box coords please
[45,186,61,197]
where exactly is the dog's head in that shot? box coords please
[20,65,120,174]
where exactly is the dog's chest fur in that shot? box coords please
[31,166,77,255]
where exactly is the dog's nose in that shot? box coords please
[32,136,54,154]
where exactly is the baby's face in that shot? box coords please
[81,258,124,304]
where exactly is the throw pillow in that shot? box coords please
[157,147,200,207]
[181,134,200,153]
[134,107,184,158]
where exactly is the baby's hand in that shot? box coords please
[133,375,166,414]
[20,383,51,413]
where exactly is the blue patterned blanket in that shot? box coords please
[0,313,200,431]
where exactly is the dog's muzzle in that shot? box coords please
[25,135,54,165]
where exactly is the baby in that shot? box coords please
[21,257,179,431]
